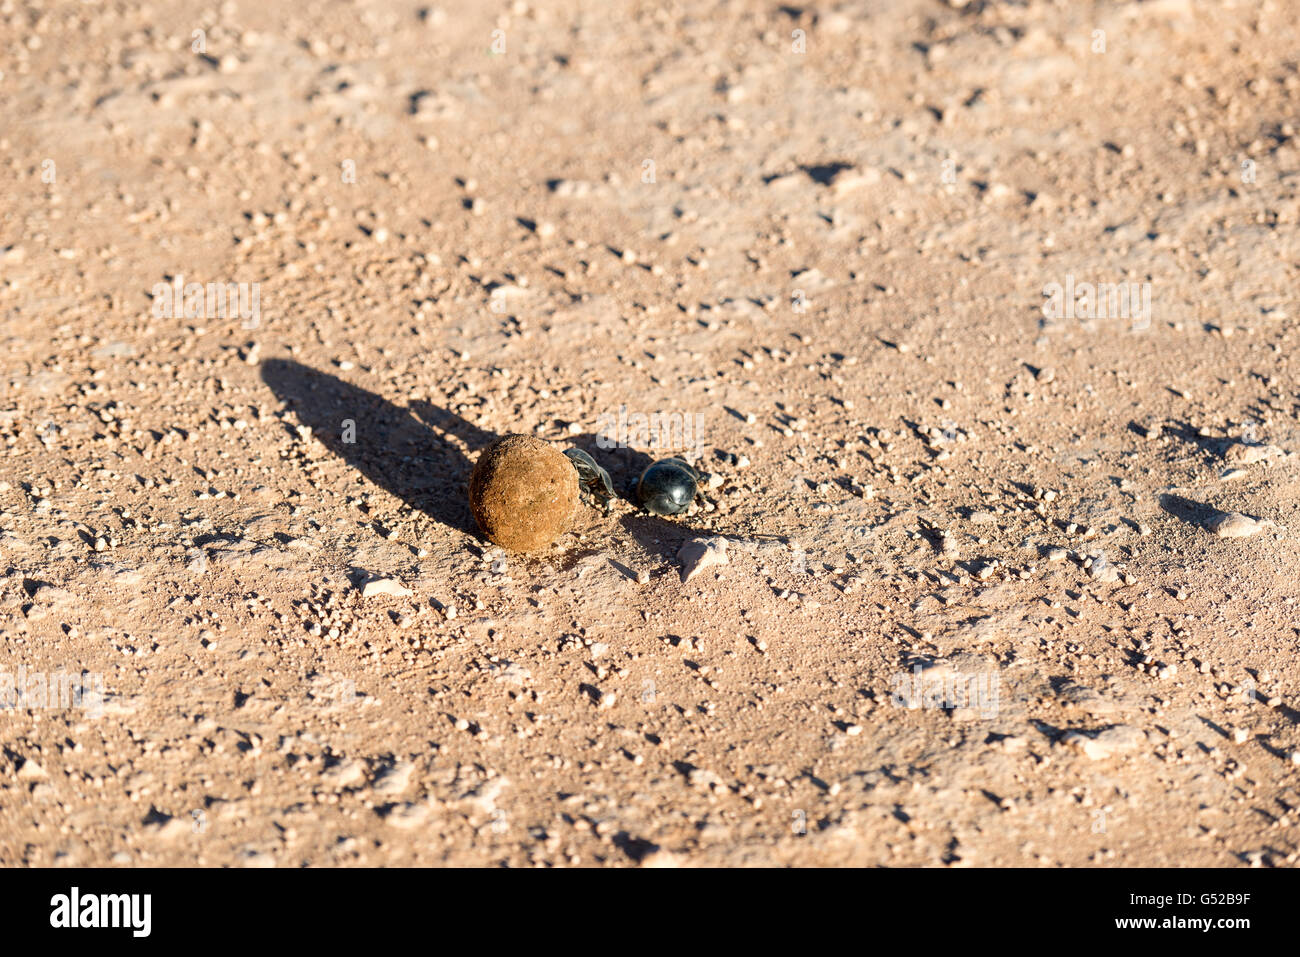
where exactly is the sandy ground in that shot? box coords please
[1,0,1299,867]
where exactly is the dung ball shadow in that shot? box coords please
[260,359,494,536]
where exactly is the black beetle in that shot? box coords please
[637,457,700,515]
[563,448,615,513]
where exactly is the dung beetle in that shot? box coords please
[563,448,615,513]
[637,457,700,515]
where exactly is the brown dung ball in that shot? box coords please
[468,434,579,552]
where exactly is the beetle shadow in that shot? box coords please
[260,359,491,535]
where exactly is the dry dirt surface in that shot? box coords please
[1,0,1299,868]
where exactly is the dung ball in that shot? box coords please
[469,434,579,551]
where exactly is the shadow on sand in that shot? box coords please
[260,359,491,536]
